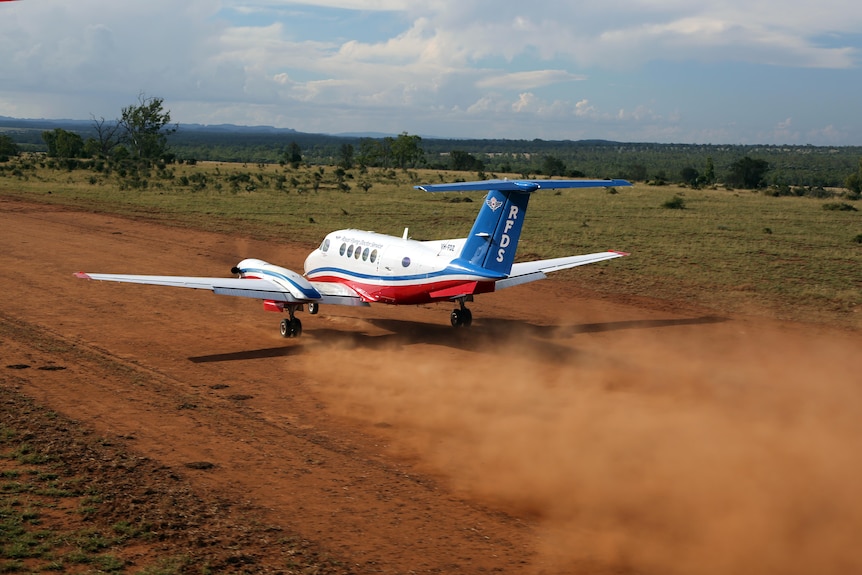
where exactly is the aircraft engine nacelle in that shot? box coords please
[232,258,321,301]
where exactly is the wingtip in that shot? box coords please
[74,272,92,279]
[610,250,630,256]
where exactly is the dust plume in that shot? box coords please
[300,316,862,575]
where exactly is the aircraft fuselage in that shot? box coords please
[303,229,500,305]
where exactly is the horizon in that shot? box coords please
[1,2,860,147]
[7,115,862,148]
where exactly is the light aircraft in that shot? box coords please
[76,178,631,337]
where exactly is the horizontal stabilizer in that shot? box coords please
[496,251,629,290]
[416,178,631,193]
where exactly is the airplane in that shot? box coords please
[76,178,631,337]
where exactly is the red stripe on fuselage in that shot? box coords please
[311,276,495,305]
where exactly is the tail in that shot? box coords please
[459,188,531,274]
[417,178,631,275]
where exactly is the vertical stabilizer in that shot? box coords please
[460,189,532,275]
[416,178,632,276]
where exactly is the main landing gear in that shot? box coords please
[450,298,473,328]
[280,305,303,338]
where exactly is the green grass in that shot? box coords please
[2,157,860,327]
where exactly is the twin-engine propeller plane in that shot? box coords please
[76,178,631,337]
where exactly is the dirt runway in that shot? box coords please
[2,197,861,574]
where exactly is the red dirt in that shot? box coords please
[2,197,862,574]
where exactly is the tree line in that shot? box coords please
[1,96,861,192]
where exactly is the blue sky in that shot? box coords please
[1,0,861,144]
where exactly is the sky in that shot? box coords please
[1,0,861,145]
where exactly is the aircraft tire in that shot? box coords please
[451,308,472,328]
[280,318,303,338]
[308,302,319,315]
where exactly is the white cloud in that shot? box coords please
[477,70,586,90]
[0,0,860,142]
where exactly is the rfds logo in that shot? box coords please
[486,197,504,211]
[496,205,520,263]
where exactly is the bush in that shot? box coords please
[662,195,686,209]
[822,202,858,212]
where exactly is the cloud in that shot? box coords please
[0,0,860,142]
[476,70,586,90]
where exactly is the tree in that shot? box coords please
[450,150,483,172]
[357,138,382,168]
[42,128,84,158]
[338,143,354,170]
[118,94,177,160]
[845,157,862,195]
[391,132,424,169]
[703,157,716,185]
[284,142,302,169]
[0,135,19,161]
[680,166,700,187]
[726,156,770,189]
[541,155,566,177]
[90,115,123,158]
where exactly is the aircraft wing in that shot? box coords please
[496,251,629,290]
[75,272,314,303]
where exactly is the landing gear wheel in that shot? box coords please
[308,302,319,315]
[450,308,473,328]
[280,317,303,338]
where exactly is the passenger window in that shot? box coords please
[370,249,378,263]
[402,256,411,267]
[346,245,354,258]
[354,247,361,259]
[339,243,346,256]
[321,238,330,252]
[362,248,369,261]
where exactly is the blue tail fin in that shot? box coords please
[459,189,531,275]
[416,178,632,275]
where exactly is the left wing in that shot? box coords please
[496,251,628,290]
[75,272,317,303]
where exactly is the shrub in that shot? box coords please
[662,195,686,209]
[822,202,857,212]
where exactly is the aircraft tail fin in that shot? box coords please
[417,179,631,275]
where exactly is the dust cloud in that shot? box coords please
[299,316,862,575]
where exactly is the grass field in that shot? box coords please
[1,157,860,328]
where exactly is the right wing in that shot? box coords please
[75,272,312,302]
[496,251,629,290]
[76,271,371,307]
